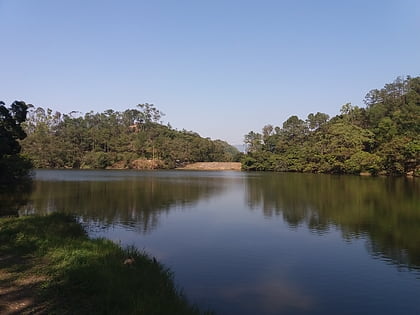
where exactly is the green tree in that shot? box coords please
[0,101,32,184]
[306,112,329,131]
[244,131,262,153]
[281,115,308,144]
[242,76,419,176]
[21,104,238,169]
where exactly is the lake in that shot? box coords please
[4,170,420,314]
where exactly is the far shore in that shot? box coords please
[176,162,242,171]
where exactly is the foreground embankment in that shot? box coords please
[0,213,212,315]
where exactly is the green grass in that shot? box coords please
[0,213,213,315]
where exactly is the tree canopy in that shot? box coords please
[20,103,240,169]
[0,101,33,185]
[242,76,420,176]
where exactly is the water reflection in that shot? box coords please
[245,173,420,270]
[19,171,225,233]
[0,179,33,217]
[5,170,420,314]
[219,279,315,314]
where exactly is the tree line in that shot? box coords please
[20,103,240,169]
[242,76,420,176]
[2,76,419,176]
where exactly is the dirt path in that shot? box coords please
[0,255,48,315]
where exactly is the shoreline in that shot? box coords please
[0,213,212,315]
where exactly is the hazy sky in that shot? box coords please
[1,0,419,144]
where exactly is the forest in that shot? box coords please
[242,76,420,176]
[19,103,240,169]
[2,76,419,176]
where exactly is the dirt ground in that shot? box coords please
[177,162,242,170]
[0,255,48,315]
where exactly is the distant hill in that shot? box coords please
[233,144,246,153]
[20,104,241,169]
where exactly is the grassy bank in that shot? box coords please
[0,213,212,315]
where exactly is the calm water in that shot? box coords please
[3,170,420,314]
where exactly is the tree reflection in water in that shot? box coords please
[18,174,224,234]
[0,179,33,217]
[245,173,420,270]
[9,170,420,274]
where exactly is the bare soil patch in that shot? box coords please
[177,162,242,171]
[0,256,48,315]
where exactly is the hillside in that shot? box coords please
[242,76,420,176]
[20,104,241,169]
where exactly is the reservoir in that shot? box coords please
[7,170,420,315]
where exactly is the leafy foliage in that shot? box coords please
[21,104,239,169]
[0,101,33,185]
[242,76,420,175]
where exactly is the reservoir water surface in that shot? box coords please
[5,170,420,315]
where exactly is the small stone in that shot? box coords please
[123,257,135,265]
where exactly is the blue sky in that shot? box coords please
[1,0,419,144]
